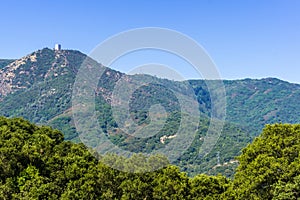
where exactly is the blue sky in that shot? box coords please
[1,0,300,83]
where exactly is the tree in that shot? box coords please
[152,166,189,200]
[227,124,300,199]
[189,174,230,199]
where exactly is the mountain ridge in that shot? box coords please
[1,47,300,176]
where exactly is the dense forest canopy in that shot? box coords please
[0,117,300,199]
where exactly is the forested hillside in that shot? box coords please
[1,48,300,177]
[1,117,300,199]
[0,59,15,69]
[189,78,300,133]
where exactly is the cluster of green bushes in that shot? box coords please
[0,117,228,199]
[1,117,300,199]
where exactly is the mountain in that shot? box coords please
[0,59,15,69]
[190,78,300,133]
[0,48,87,123]
[1,48,299,177]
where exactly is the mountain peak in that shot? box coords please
[0,48,89,99]
[0,47,300,178]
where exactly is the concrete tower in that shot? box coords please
[54,44,61,51]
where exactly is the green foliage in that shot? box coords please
[189,174,230,199]
[152,166,189,200]
[48,116,77,141]
[226,124,300,199]
[3,117,300,199]
[0,117,230,199]
[2,48,300,179]
[224,78,300,132]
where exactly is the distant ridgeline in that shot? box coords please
[0,59,15,69]
[0,47,300,177]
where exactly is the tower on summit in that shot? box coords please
[54,44,61,51]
